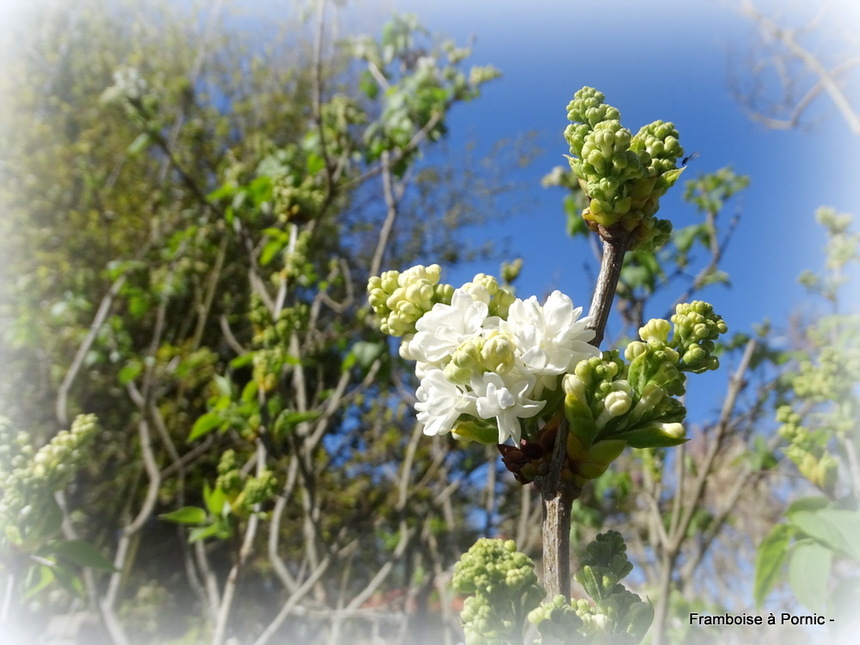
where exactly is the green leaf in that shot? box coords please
[229,353,254,369]
[24,564,55,599]
[159,506,208,525]
[260,239,284,267]
[207,182,237,203]
[49,540,118,571]
[698,269,730,287]
[673,224,704,253]
[306,152,325,175]
[575,565,605,602]
[754,523,795,609]
[188,412,223,441]
[118,359,143,385]
[188,518,233,543]
[241,379,259,403]
[127,132,151,156]
[213,374,233,398]
[247,176,272,203]
[788,540,831,613]
[189,524,221,543]
[29,496,65,543]
[343,340,384,372]
[51,563,85,598]
[273,410,321,438]
[359,70,379,99]
[789,509,860,562]
[203,483,228,517]
[786,496,829,514]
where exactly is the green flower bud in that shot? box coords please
[622,422,687,449]
[462,272,516,318]
[444,339,483,385]
[565,87,620,129]
[480,331,517,374]
[639,318,671,344]
[624,340,648,361]
[599,389,633,421]
[562,372,588,401]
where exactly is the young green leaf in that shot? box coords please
[188,412,224,441]
[159,506,208,525]
[754,523,795,609]
[789,508,860,562]
[48,540,118,571]
[788,540,832,613]
[24,565,56,599]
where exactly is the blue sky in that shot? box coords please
[360,0,860,347]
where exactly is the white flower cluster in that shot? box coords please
[100,66,148,105]
[401,287,599,444]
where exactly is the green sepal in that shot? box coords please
[453,418,500,445]
[565,393,596,448]
[623,426,688,449]
[575,439,628,480]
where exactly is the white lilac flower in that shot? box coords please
[415,368,473,436]
[400,289,493,364]
[502,290,599,391]
[469,372,545,444]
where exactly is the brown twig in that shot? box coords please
[537,232,630,599]
[587,234,631,348]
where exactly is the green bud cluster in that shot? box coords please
[215,449,279,515]
[551,303,726,487]
[216,449,243,496]
[455,533,652,644]
[249,298,309,393]
[527,594,584,644]
[776,406,839,494]
[239,470,278,510]
[500,302,725,487]
[249,295,308,346]
[0,418,34,478]
[367,265,516,336]
[254,145,329,225]
[791,344,860,405]
[367,264,451,336]
[670,301,728,373]
[772,308,859,495]
[1,415,99,546]
[452,538,545,645]
[252,346,291,393]
[445,331,518,384]
[816,207,859,271]
[461,273,516,318]
[281,229,313,282]
[271,167,327,225]
[564,87,685,251]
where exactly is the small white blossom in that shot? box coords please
[101,66,147,104]
[414,369,473,436]
[502,290,599,391]
[469,372,544,444]
[400,289,492,364]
